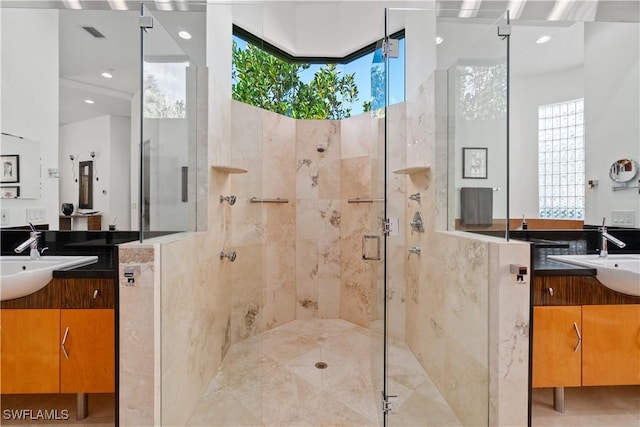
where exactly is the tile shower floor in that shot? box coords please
[187,319,462,427]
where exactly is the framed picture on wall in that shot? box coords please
[1,154,20,183]
[462,147,488,179]
[1,186,20,198]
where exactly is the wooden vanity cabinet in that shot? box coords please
[0,309,60,393]
[582,304,640,386]
[532,306,582,388]
[0,277,115,395]
[533,276,640,388]
[59,278,115,393]
[60,309,114,393]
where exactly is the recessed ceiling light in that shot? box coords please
[101,71,113,79]
[435,36,444,45]
[536,35,552,44]
[84,99,95,104]
[178,30,192,40]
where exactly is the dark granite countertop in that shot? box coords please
[529,238,598,277]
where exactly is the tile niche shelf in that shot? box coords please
[211,165,248,174]
[392,166,430,175]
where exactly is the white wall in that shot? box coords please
[0,9,59,229]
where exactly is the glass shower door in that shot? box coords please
[382,7,509,427]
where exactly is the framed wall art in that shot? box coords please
[462,147,487,179]
[1,154,19,183]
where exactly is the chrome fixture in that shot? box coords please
[316,144,326,153]
[14,223,47,259]
[408,193,421,202]
[510,264,528,284]
[408,246,421,255]
[220,195,237,206]
[599,217,626,257]
[220,251,237,262]
[410,211,425,233]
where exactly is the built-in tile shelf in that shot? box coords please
[211,165,248,174]
[393,166,430,175]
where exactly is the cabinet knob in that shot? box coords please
[548,287,554,296]
[93,289,100,299]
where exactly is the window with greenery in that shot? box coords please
[232,30,405,120]
[538,98,585,219]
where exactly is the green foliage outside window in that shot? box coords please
[232,41,368,120]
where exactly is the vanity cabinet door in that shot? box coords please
[532,306,582,388]
[60,309,115,393]
[0,309,60,393]
[582,304,640,386]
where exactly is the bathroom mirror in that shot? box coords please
[0,133,41,199]
[609,158,638,183]
[78,160,93,209]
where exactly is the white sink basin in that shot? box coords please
[0,255,98,301]
[547,254,640,297]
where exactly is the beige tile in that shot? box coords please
[187,319,460,427]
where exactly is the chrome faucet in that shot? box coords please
[599,217,626,257]
[14,223,46,259]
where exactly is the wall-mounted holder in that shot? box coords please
[220,251,237,262]
[220,195,237,205]
[588,179,598,189]
[408,246,421,256]
[410,211,424,233]
[408,193,421,202]
[510,264,528,284]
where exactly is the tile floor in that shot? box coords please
[0,393,115,426]
[531,386,640,426]
[187,319,462,427]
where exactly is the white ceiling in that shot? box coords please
[30,1,634,124]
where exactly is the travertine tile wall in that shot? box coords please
[296,119,342,320]
[226,103,403,333]
[119,245,158,427]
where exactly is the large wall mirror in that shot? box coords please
[0,133,41,199]
[1,5,205,231]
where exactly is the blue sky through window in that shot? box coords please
[232,34,405,117]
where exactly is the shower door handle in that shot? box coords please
[362,235,381,260]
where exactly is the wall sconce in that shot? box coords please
[69,154,77,182]
[90,151,99,181]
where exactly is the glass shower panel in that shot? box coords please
[384,7,508,427]
[443,12,510,235]
[141,7,198,235]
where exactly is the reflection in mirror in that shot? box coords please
[609,158,638,183]
[79,160,93,209]
[0,133,41,199]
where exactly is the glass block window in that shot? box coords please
[538,98,585,219]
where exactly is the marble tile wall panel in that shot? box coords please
[340,114,372,159]
[160,233,227,426]
[341,156,371,200]
[207,6,232,167]
[263,110,296,199]
[229,242,265,342]
[488,241,531,427]
[119,245,157,427]
[264,240,296,330]
[339,200,373,328]
[295,119,341,320]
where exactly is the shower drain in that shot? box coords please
[315,362,328,369]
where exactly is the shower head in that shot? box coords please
[316,144,326,153]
